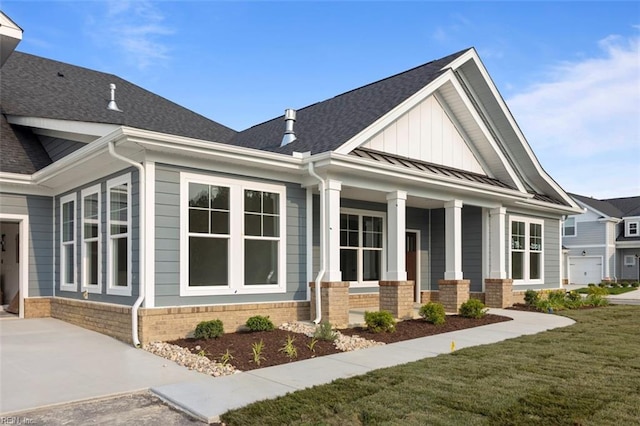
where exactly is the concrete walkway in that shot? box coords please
[151,308,575,423]
[607,288,640,305]
[0,318,209,414]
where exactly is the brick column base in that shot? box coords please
[438,279,470,313]
[309,281,350,328]
[484,278,513,308]
[24,297,52,318]
[379,281,414,319]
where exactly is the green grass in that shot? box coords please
[576,286,638,295]
[220,306,640,426]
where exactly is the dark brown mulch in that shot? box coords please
[168,314,512,372]
[506,303,540,312]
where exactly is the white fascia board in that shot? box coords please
[598,217,622,224]
[0,173,51,196]
[7,116,118,143]
[513,199,584,216]
[616,241,640,249]
[449,51,580,210]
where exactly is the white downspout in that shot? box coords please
[307,161,325,324]
[108,141,145,347]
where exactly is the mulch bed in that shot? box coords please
[168,314,511,372]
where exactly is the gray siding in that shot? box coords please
[430,209,445,289]
[544,218,561,287]
[0,193,53,297]
[564,220,605,246]
[618,248,639,281]
[462,206,483,292]
[154,166,307,307]
[54,169,139,305]
[406,207,430,291]
[40,135,85,162]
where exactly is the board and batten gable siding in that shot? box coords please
[54,169,140,304]
[361,95,485,174]
[0,193,53,297]
[39,135,86,163]
[154,165,307,306]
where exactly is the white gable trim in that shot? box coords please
[7,116,118,144]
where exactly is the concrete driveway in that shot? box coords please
[0,318,208,414]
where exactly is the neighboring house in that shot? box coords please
[0,13,582,345]
[562,193,640,285]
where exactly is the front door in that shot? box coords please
[406,231,418,302]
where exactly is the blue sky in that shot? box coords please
[3,1,639,199]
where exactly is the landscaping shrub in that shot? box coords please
[364,310,396,333]
[194,319,224,339]
[632,282,640,288]
[610,282,621,288]
[459,299,487,319]
[419,302,446,325]
[621,281,630,288]
[586,293,609,307]
[547,290,566,305]
[535,299,553,313]
[587,283,595,287]
[563,291,584,309]
[598,282,607,288]
[523,289,539,306]
[313,320,338,341]
[588,286,608,296]
[246,315,275,332]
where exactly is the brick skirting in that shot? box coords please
[484,278,513,308]
[51,298,133,343]
[23,297,52,318]
[438,279,470,313]
[379,281,414,319]
[309,281,350,328]
[349,293,379,308]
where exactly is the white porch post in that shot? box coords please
[489,207,507,279]
[324,179,342,282]
[444,199,463,280]
[386,191,407,281]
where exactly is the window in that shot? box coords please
[624,255,636,266]
[626,220,639,237]
[60,193,77,291]
[107,174,131,295]
[340,211,384,286]
[181,173,286,295]
[81,185,101,293]
[510,217,544,283]
[563,217,576,237]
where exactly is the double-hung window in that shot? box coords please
[626,220,639,237]
[510,216,543,284]
[60,193,77,291]
[107,174,131,296]
[340,210,384,286]
[81,185,101,293]
[181,173,286,295]
[563,217,576,237]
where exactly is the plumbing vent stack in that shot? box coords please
[107,83,122,112]
[281,108,297,146]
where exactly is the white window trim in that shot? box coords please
[106,174,132,296]
[624,255,636,266]
[81,184,102,294]
[180,172,287,296]
[563,217,576,237]
[60,193,77,292]
[509,215,544,285]
[625,219,639,237]
[340,208,387,288]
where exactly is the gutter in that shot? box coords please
[307,161,325,324]
[107,141,145,347]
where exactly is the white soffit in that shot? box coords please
[6,116,118,143]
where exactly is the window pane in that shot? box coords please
[85,222,98,239]
[363,216,382,232]
[211,211,229,234]
[244,240,278,285]
[340,249,357,281]
[363,250,381,281]
[111,223,128,235]
[511,221,525,250]
[340,230,348,246]
[511,251,523,280]
[348,231,359,247]
[263,215,279,237]
[64,245,74,284]
[245,213,261,236]
[262,192,279,215]
[189,237,228,286]
[86,241,98,285]
[112,237,128,287]
[210,186,229,210]
[110,184,128,222]
[244,190,262,213]
[189,209,209,233]
[188,183,209,208]
[84,193,98,220]
[62,201,74,242]
[363,232,382,248]
[530,253,541,280]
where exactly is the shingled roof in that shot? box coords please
[0,114,51,174]
[570,193,640,218]
[0,52,237,144]
[230,49,470,155]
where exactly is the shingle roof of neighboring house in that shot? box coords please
[0,52,237,143]
[0,114,51,174]
[607,197,640,217]
[230,49,470,155]
[570,193,625,218]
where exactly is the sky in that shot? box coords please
[3,1,639,199]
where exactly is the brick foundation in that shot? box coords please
[484,279,513,308]
[349,293,379,308]
[24,297,52,318]
[309,281,350,328]
[512,290,526,305]
[51,298,133,343]
[379,281,414,319]
[438,279,470,313]
[469,292,486,304]
[420,291,439,304]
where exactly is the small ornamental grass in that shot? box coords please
[313,320,338,342]
[364,310,396,333]
[245,315,275,332]
[194,319,224,340]
[459,299,487,319]
[419,302,446,325]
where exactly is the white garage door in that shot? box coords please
[569,257,602,285]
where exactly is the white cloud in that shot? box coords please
[507,34,640,198]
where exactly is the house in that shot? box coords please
[0,12,582,345]
[562,194,640,285]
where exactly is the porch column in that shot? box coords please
[444,200,463,280]
[489,207,507,279]
[386,190,407,281]
[324,179,342,282]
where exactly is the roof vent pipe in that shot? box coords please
[107,83,123,112]
[281,108,297,147]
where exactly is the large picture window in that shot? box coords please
[181,173,286,295]
[81,185,101,293]
[340,211,384,285]
[60,193,77,291]
[510,217,544,284]
[107,174,131,296]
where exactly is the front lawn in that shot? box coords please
[221,306,640,425]
[575,286,638,295]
